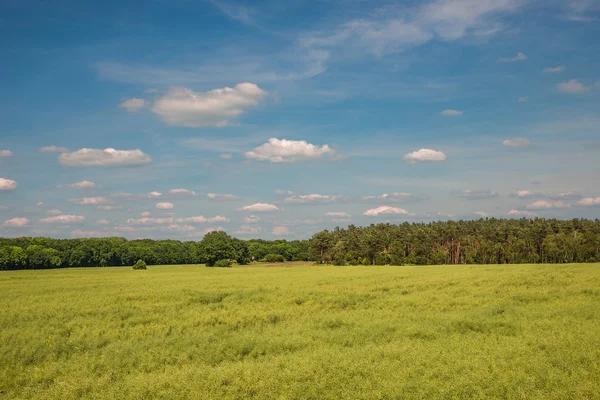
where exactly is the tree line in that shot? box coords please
[1,218,600,270]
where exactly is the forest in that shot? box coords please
[1,218,600,270]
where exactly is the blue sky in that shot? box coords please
[1,0,600,240]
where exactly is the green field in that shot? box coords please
[1,263,599,399]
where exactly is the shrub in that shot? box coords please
[264,254,286,263]
[132,260,147,270]
[214,259,232,268]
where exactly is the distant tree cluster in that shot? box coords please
[2,218,600,270]
[0,231,309,270]
[309,218,600,265]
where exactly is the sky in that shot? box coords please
[1,0,600,240]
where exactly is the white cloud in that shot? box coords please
[527,200,568,210]
[168,188,196,196]
[274,189,295,195]
[0,206,7,210]
[141,212,151,217]
[403,148,446,163]
[503,138,530,147]
[40,215,85,224]
[272,226,290,236]
[576,197,600,206]
[97,219,110,225]
[363,193,427,203]
[151,83,268,127]
[508,209,537,218]
[71,230,110,238]
[56,180,97,189]
[59,148,152,167]
[543,66,565,73]
[148,191,162,198]
[515,190,540,198]
[454,189,498,200]
[156,202,174,209]
[97,205,122,211]
[235,225,262,235]
[475,211,489,217]
[245,138,339,163]
[0,150,14,157]
[69,197,111,205]
[167,224,196,232]
[283,194,348,204]
[207,193,239,201]
[498,52,527,62]
[39,146,69,153]
[119,98,145,112]
[440,109,463,116]
[175,215,230,224]
[518,96,528,103]
[552,191,582,200]
[0,178,17,191]
[127,217,174,225]
[244,215,260,223]
[220,153,233,159]
[238,203,279,212]
[46,209,62,215]
[36,202,45,207]
[364,206,413,216]
[557,79,591,94]
[3,217,29,227]
[325,211,350,217]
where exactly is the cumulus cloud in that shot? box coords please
[557,79,591,94]
[97,205,122,211]
[176,216,230,224]
[36,202,45,207]
[151,83,268,127]
[69,196,111,205]
[207,193,239,201]
[0,150,14,157]
[514,190,541,198]
[364,206,413,216]
[127,217,174,225]
[363,193,427,203]
[498,52,527,62]
[148,191,162,198]
[543,66,565,73]
[454,189,498,200]
[119,98,145,112]
[156,202,174,209]
[576,197,600,206]
[40,215,85,224]
[245,138,339,163]
[274,189,295,195]
[440,109,463,116]
[167,224,196,232]
[3,217,29,227]
[325,212,350,217]
[272,226,290,236]
[47,209,62,215]
[475,211,489,217]
[168,188,196,196]
[39,146,69,153]
[503,138,530,147]
[238,203,279,212]
[56,180,97,189]
[220,153,233,159]
[235,225,262,235]
[0,178,17,191]
[97,219,110,225]
[527,200,568,210]
[141,212,151,217]
[59,148,152,167]
[552,191,582,201]
[283,194,348,204]
[508,209,537,218]
[403,148,446,163]
[244,215,260,223]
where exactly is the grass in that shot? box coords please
[1,263,599,399]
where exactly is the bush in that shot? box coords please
[214,259,232,268]
[132,260,147,270]
[264,254,286,263]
